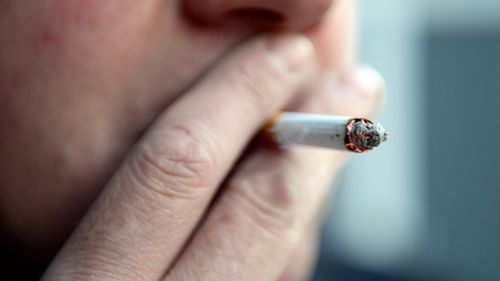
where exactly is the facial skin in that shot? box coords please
[0,0,381,279]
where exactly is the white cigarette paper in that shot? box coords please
[267,112,388,153]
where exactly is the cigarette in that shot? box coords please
[262,112,388,153]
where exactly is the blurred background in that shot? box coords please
[313,1,500,280]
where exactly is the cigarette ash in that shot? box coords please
[345,119,388,152]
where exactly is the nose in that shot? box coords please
[183,0,334,30]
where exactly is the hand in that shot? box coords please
[41,33,383,281]
[0,0,355,257]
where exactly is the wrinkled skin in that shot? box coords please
[0,0,375,279]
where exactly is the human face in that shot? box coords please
[0,0,354,260]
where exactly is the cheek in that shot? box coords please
[0,0,247,257]
[307,0,356,73]
[0,0,169,253]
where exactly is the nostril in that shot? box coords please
[184,0,332,30]
[224,7,285,25]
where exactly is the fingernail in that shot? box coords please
[266,34,315,72]
[348,65,385,98]
[343,65,386,117]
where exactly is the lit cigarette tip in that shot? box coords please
[346,120,389,153]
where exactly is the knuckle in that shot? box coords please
[227,170,303,232]
[128,126,217,200]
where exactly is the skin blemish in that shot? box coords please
[35,0,136,54]
[35,1,92,49]
[39,30,61,47]
[53,0,102,25]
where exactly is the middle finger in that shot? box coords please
[164,67,384,281]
